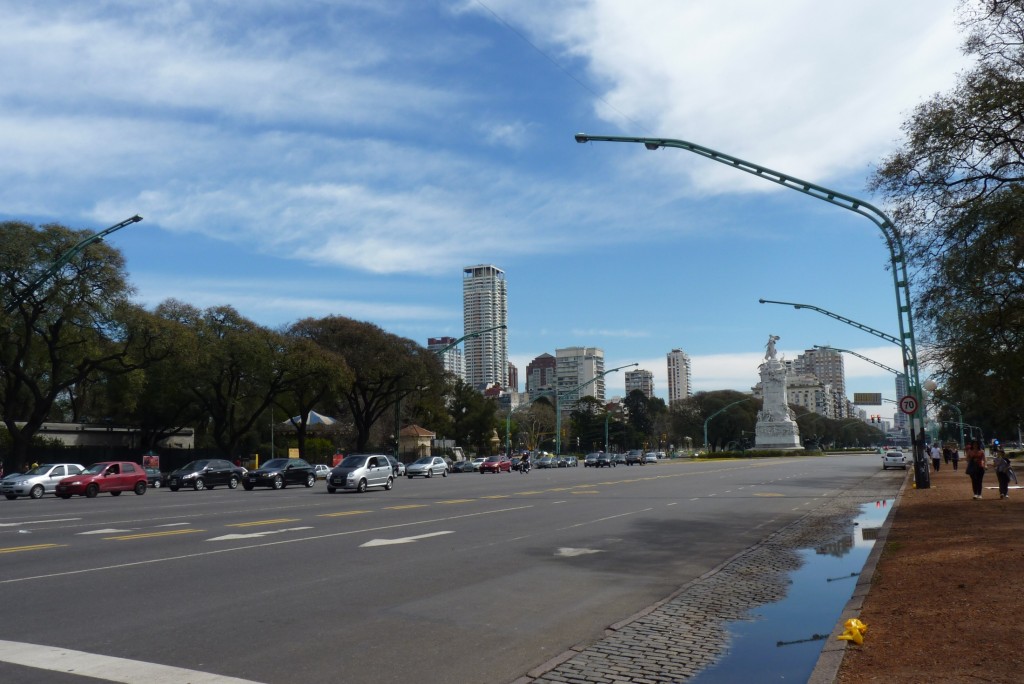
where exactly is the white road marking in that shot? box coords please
[0,639,263,683]
[77,529,133,535]
[360,531,453,547]
[154,522,191,527]
[208,527,313,541]
[0,518,81,527]
[556,547,603,557]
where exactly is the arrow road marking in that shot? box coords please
[208,527,313,542]
[79,529,134,535]
[556,547,603,557]
[360,531,453,547]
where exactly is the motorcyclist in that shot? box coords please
[520,452,531,472]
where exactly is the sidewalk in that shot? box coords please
[829,463,1024,683]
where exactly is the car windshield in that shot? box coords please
[23,465,56,476]
[262,459,290,469]
[485,456,501,462]
[413,457,433,465]
[179,461,208,471]
[339,456,366,468]
[82,463,110,475]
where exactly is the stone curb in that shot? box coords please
[807,471,911,684]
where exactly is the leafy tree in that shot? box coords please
[870,0,1024,440]
[0,222,166,470]
[515,397,556,451]
[671,391,759,452]
[447,378,499,454]
[570,396,607,453]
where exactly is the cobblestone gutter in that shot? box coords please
[514,471,905,684]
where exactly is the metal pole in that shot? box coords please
[575,134,927,488]
[703,397,753,452]
[556,362,637,455]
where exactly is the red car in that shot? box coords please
[56,461,148,498]
[479,456,511,473]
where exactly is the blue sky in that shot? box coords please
[2,1,969,416]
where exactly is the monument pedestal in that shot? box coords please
[754,352,804,451]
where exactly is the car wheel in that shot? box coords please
[169,485,180,492]
[228,476,239,489]
[273,476,284,490]
[384,477,393,491]
[134,481,146,495]
[85,484,99,498]
[4,494,17,500]
[243,483,254,491]
[152,479,161,488]
[111,491,121,496]
[327,485,336,493]
[356,479,367,493]
[194,478,206,491]
[426,470,432,478]
[305,474,315,488]
[30,485,45,499]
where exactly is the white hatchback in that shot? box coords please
[881,451,908,470]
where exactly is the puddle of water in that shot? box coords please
[690,499,893,683]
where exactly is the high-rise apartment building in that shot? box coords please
[555,347,605,404]
[667,349,692,404]
[794,347,847,418]
[508,362,518,393]
[526,353,557,396]
[625,369,654,399]
[462,265,508,390]
[427,337,464,381]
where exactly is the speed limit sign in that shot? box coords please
[899,395,919,415]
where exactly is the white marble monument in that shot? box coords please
[754,335,803,450]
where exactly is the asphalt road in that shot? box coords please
[0,454,884,683]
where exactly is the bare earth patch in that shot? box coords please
[836,464,1024,683]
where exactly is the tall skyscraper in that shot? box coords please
[667,349,692,404]
[462,265,508,390]
[427,337,464,381]
[625,369,655,399]
[556,347,605,403]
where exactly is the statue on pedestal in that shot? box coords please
[754,334,803,451]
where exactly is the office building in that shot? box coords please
[667,349,692,404]
[427,337,464,381]
[625,369,655,399]
[462,265,508,390]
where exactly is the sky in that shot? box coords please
[1,0,972,418]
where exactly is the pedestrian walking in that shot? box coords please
[966,440,986,499]
[943,445,951,464]
[994,447,1014,499]
[930,443,942,472]
[951,445,960,471]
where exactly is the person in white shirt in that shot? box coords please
[930,444,942,472]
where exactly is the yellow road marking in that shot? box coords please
[104,529,203,541]
[515,491,545,495]
[754,492,785,497]
[572,490,599,495]
[481,495,509,499]
[318,510,372,517]
[436,499,474,504]
[0,544,64,554]
[384,504,428,510]
[227,518,300,527]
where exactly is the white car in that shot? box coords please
[471,457,487,471]
[2,463,85,499]
[406,456,449,478]
[313,464,331,480]
[881,451,908,470]
[644,452,659,463]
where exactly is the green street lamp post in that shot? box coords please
[703,397,753,452]
[575,133,926,488]
[923,379,965,452]
[556,363,637,455]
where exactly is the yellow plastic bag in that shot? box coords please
[837,618,868,644]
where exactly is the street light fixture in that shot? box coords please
[576,133,925,486]
[555,362,637,455]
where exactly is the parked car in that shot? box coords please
[612,453,628,466]
[144,466,164,488]
[406,456,449,478]
[242,458,316,490]
[452,460,476,473]
[167,459,246,491]
[385,456,406,477]
[881,451,908,470]
[584,452,601,467]
[644,452,659,464]
[2,463,84,500]
[596,453,614,468]
[480,455,511,473]
[625,450,645,465]
[313,464,331,480]
[56,461,148,498]
[327,454,394,493]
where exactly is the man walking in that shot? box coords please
[930,443,942,472]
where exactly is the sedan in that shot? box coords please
[536,456,555,469]
[167,459,246,491]
[242,458,316,490]
[595,453,614,468]
[2,463,84,500]
[452,460,476,473]
[480,456,511,473]
[584,453,601,467]
[406,456,448,478]
[144,466,163,489]
[313,464,331,480]
[644,452,659,464]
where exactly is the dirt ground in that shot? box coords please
[835,458,1024,683]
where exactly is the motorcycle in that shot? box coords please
[519,460,531,474]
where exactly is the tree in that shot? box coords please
[290,316,444,452]
[447,378,499,454]
[870,0,1024,440]
[569,396,606,453]
[0,222,166,470]
[515,398,556,451]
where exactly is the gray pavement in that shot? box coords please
[513,469,904,684]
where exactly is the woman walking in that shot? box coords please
[966,440,986,500]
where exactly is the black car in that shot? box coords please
[452,460,476,473]
[167,459,246,491]
[144,466,164,489]
[242,458,316,490]
[595,453,614,468]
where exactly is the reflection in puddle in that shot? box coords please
[690,499,893,683]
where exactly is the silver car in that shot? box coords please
[406,456,449,478]
[2,463,85,500]
[327,454,394,493]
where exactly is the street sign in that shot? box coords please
[853,393,882,405]
[899,395,919,415]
